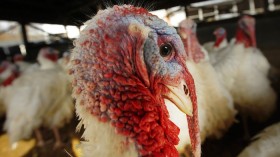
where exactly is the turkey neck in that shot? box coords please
[235,27,256,48]
[76,71,181,156]
[214,35,226,48]
[182,33,205,63]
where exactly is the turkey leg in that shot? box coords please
[35,128,45,147]
[52,127,64,149]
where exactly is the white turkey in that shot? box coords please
[228,15,277,123]
[203,27,229,65]
[0,61,19,117]
[3,47,74,149]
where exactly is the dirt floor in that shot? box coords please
[0,72,279,157]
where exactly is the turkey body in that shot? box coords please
[3,62,74,144]
[0,62,19,117]
[238,122,280,157]
[230,46,276,122]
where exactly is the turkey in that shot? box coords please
[228,15,277,123]
[69,5,200,157]
[203,27,229,65]
[3,47,74,149]
[0,61,20,117]
[171,19,236,155]
[238,122,280,157]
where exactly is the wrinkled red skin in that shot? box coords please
[1,71,20,87]
[70,5,200,157]
[187,34,205,63]
[44,53,58,62]
[0,62,20,86]
[179,30,204,63]
[235,29,255,48]
[39,47,59,62]
[235,16,256,48]
[184,68,200,156]
[214,34,226,48]
[213,27,227,48]
[0,67,5,74]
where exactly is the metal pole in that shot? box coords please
[184,6,189,18]
[263,0,268,12]
[268,0,275,11]
[20,22,29,54]
[249,0,256,15]
[198,8,204,21]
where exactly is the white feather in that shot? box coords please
[230,47,276,122]
[238,122,280,157]
[3,60,74,144]
[75,104,138,157]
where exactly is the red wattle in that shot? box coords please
[185,69,201,157]
[1,72,20,87]
[235,28,255,48]
[214,36,225,47]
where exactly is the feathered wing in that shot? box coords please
[212,42,244,91]
[4,76,45,143]
[238,122,280,157]
[42,70,74,128]
[250,48,271,76]
[231,48,276,122]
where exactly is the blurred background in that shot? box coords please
[0,0,279,157]
[0,0,279,64]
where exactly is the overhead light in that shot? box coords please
[66,26,80,39]
[41,24,66,34]
[168,10,186,27]
[19,44,26,55]
[190,0,242,8]
[150,9,167,19]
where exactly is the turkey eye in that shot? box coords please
[160,43,173,57]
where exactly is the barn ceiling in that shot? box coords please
[0,0,200,26]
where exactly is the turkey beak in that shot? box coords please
[165,80,193,116]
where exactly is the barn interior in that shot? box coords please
[0,0,279,157]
